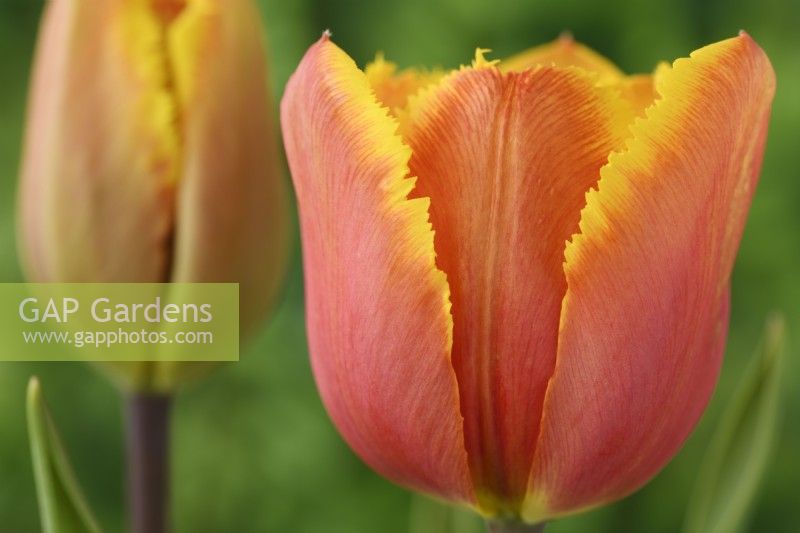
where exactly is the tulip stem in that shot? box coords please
[126,392,172,533]
[485,519,546,533]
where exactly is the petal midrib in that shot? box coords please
[472,75,523,508]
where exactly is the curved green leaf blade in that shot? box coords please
[683,314,786,533]
[27,377,102,533]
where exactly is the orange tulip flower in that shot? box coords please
[281,32,774,525]
[18,0,289,389]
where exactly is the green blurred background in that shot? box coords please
[0,0,797,531]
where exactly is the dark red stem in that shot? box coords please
[126,393,172,533]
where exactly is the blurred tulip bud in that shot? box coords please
[282,32,774,525]
[18,0,289,391]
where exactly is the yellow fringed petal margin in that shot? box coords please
[501,33,624,83]
[365,53,443,115]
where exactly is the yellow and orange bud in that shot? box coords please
[18,0,289,390]
[281,32,774,523]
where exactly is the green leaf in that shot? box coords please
[27,377,102,533]
[683,314,786,533]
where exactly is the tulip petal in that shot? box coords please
[618,74,657,117]
[501,34,624,83]
[167,0,289,339]
[365,54,443,115]
[403,57,633,511]
[18,0,175,282]
[281,35,473,503]
[502,37,658,118]
[524,34,775,520]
